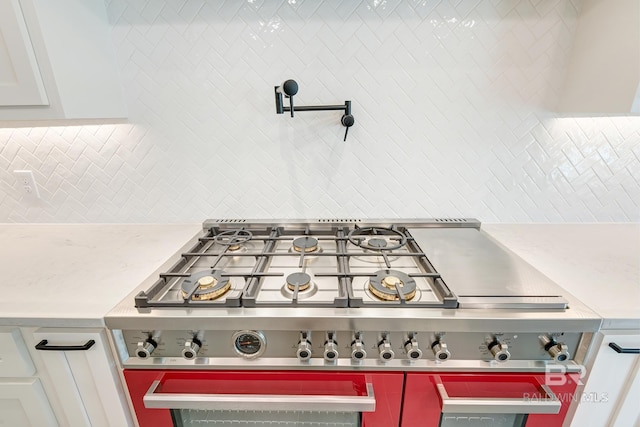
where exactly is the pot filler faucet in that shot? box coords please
[274,79,355,141]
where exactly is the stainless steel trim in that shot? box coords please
[202,218,481,231]
[574,332,596,366]
[436,380,561,414]
[143,380,376,412]
[120,357,586,372]
[105,308,601,332]
[457,297,568,310]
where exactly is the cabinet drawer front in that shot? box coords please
[0,329,35,377]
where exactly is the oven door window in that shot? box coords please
[172,409,359,427]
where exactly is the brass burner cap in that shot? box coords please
[368,269,417,302]
[189,281,231,301]
[286,272,312,291]
[182,271,232,301]
[382,276,403,289]
[198,275,217,289]
[292,237,319,253]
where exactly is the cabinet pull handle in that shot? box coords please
[35,339,96,351]
[609,342,640,354]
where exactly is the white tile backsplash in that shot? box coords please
[1,0,639,222]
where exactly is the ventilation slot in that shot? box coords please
[212,219,247,223]
[317,219,362,223]
[435,218,468,223]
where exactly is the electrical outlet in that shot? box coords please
[14,170,41,200]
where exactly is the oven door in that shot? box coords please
[124,370,403,427]
[401,372,580,427]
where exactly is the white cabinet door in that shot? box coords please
[31,328,132,427]
[0,329,35,377]
[0,0,48,106]
[558,0,640,113]
[0,0,126,121]
[571,331,640,427]
[0,378,58,426]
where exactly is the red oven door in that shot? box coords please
[401,372,580,427]
[124,370,403,427]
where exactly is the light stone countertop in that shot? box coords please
[482,223,640,330]
[0,223,201,327]
[0,223,638,330]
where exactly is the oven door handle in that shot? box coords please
[435,381,561,415]
[143,380,376,412]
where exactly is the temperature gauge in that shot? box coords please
[232,330,266,359]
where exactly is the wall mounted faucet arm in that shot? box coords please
[274,79,355,141]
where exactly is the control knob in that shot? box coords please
[378,336,395,362]
[540,335,570,363]
[405,337,422,360]
[297,334,312,362]
[136,336,158,359]
[324,340,339,362]
[351,335,367,361]
[488,338,510,362]
[182,338,202,360]
[431,341,451,361]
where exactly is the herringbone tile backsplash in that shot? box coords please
[1,0,639,222]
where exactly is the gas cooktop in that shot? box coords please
[132,218,570,310]
[106,219,600,370]
[134,219,464,309]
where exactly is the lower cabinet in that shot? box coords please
[0,327,133,427]
[570,330,640,427]
[0,379,57,426]
[0,328,57,426]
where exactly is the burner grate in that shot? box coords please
[135,223,458,309]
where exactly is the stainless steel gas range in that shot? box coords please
[105,219,601,427]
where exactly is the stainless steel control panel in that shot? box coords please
[116,329,582,367]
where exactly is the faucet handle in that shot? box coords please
[282,80,298,96]
[341,114,354,141]
[282,80,298,118]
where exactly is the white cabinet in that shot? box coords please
[0,329,35,376]
[0,0,48,106]
[0,328,58,427]
[558,0,640,114]
[0,380,58,427]
[27,328,133,427]
[571,331,640,427]
[0,327,133,427]
[0,0,126,121]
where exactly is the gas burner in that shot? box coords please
[367,238,387,249]
[348,227,407,251]
[182,270,231,301]
[214,230,253,251]
[368,269,417,301]
[292,236,320,253]
[281,272,318,300]
[286,272,311,291]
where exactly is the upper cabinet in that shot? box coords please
[0,0,48,107]
[558,0,640,114]
[0,0,127,122]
